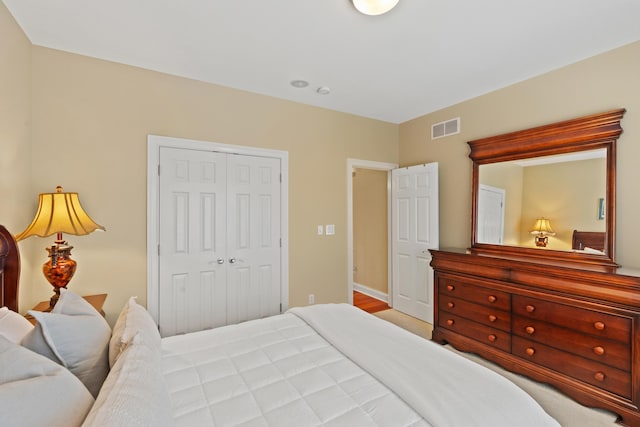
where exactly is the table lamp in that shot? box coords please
[529,217,555,247]
[16,186,105,309]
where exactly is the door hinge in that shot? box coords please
[157,244,160,256]
[157,164,160,176]
[280,303,282,313]
[280,238,282,248]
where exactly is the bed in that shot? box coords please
[572,229,606,253]
[0,224,559,427]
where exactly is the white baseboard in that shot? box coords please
[353,283,388,303]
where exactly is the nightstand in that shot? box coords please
[24,293,107,325]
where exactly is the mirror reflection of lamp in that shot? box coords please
[15,186,105,310]
[530,217,555,247]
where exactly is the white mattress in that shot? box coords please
[161,304,559,427]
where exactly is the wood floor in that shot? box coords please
[353,291,390,314]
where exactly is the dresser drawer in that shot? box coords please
[512,316,630,371]
[513,336,631,398]
[512,295,631,344]
[438,312,511,352]
[439,277,510,311]
[439,296,510,332]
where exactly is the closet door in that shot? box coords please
[226,155,281,324]
[157,148,282,337]
[158,147,228,337]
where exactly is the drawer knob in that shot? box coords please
[447,302,455,309]
[526,347,535,356]
[488,295,497,303]
[593,346,605,356]
[488,334,497,342]
[525,326,535,335]
[594,372,606,382]
[594,321,606,331]
[488,315,497,322]
[525,305,536,313]
[447,319,455,326]
[447,285,455,292]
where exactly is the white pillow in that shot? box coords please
[82,334,174,427]
[0,306,34,343]
[0,335,94,427]
[583,246,605,255]
[108,297,133,367]
[109,296,161,368]
[21,288,111,397]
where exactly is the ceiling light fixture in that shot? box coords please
[352,0,399,16]
[290,80,309,88]
[316,87,331,95]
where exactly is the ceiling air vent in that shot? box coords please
[431,117,460,140]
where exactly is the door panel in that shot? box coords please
[159,147,227,337]
[392,163,439,323]
[226,155,281,324]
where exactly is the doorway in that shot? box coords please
[348,159,439,324]
[347,159,396,305]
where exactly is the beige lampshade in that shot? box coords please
[352,0,399,15]
[16,186,105,241]
[530,218,555,236]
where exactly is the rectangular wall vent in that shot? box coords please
[431,117,460,140]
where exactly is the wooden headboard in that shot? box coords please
[572,229,606,252]
[0,225,20,312]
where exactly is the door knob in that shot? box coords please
[217,258,225,264]
[229,257,236,264]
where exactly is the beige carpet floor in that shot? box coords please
[373,309,619,427]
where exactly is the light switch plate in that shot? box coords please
[326,224,335,235]
[317,225,323,235]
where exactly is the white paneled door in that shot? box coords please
[392,163,439,323]
[477,184,505,245]
[158,147,281,337]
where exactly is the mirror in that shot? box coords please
[477,149,606,250]
[468,109,625,269]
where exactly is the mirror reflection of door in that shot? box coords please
[478,184,505,244]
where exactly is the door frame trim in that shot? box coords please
[347,158,397,306]
[147,135,289,323]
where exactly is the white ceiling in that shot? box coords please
[4,0,640,124]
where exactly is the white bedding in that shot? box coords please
[161,304,559,427]
[161,309,426,426]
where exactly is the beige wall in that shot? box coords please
[0,2,36,296]
[400,41,640,270]
[3,1,399,320]
[28,48,398,322]
[353,168,388,294]
[520,158,606,250]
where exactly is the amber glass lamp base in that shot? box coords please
[534,235,549,247]
[43,244,77,309]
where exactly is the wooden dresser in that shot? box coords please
[431,248,640,426]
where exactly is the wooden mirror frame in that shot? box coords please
[468,108,625,270]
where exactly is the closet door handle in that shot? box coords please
[229,257,237,264]
[217,258,225,264]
